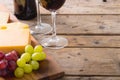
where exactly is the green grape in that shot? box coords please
[25,45,34,54]
[32,52,41,61]
[39,52,46,61]
[30,60,39,70]
[14,67,24,78]
[32,52,46,61]
[23,64,32,73]
[17,58,26,67]
[21,53,31,62]
[34,45,43,53]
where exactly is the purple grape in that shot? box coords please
[5,51,18,62]
[11,50,19,57]
[0,60,8,69]
[8,60,17,71]
[0,69,8,77]
[0,51,5,60]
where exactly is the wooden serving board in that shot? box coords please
[0,4,64,80]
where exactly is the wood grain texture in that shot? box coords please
[46,48,120,76]
[58,76,120,80]
[34,35,120,48]
[42,15,120,34]
[20,15,120,35]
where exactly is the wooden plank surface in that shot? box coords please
[34,35,120,48]
[59,77,120,80]
[46,48,120,76]
[20,15,120,35]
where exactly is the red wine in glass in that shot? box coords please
[40,0,68,49]
[40,0,65,11]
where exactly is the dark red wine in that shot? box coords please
[14,0,37,20]
[40,0,65,11]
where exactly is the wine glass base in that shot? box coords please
[31,23,52,34]
[40,36,68,49]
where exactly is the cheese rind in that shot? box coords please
[0,22,31,54]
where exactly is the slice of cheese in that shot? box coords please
[0,12,9,24]
[0,22,31,54]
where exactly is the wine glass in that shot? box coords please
[40,0,68,49]
[31,0,52,34]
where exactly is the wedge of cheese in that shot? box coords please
[0,22,31,54]
[0,12,9,24]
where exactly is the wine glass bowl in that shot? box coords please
[40,0,65,11]
[40,0,68,49]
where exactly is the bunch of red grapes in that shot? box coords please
[0,50,19,77]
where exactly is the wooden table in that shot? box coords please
[1,0,120,80]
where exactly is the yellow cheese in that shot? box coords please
[0,22,31,54]
[0,12,9,24]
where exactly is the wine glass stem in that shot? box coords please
[51,11,57,38]
[37,0,42,26]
